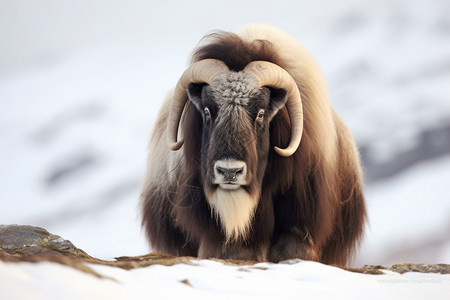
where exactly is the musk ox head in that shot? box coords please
[167,59,304,242]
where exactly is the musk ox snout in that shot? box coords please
[213,159,248,190]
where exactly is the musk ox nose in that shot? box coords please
[213,159,247,187]
[216,166,243,181]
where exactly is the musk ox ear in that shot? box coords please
[187,83,206,112]
[267,87,287,121]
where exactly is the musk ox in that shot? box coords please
[141,24,366,266]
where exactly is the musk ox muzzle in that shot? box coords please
[213,159,248,190]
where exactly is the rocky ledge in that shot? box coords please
[1,225,449,278]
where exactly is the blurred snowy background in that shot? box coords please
[1,0,449,267]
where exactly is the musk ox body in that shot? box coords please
[141,25,366,266]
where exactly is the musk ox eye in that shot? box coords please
[204,107,211,121]
[256,109,265,122]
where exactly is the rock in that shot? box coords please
[389,263,450,274]
[0,224,90,258]
[279,258,304,265]
[0,224,199,276]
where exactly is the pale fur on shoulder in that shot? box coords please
[140,89,183,199]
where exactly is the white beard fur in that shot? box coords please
[207,187,258,243]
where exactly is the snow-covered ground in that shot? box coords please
[1,260,449,300]
[1,0,450,277]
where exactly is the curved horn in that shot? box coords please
[243,61,303,157]
[168,59,229,151]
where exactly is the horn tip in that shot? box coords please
[274,146,295,157]
[170,140,184,151]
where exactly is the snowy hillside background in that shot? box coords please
[1,0,450,267]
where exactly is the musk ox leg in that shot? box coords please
[141,187,197,257]
[268,229,319,263]
[198,238,269,261]
[222,245,268,261]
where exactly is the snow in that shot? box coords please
[357,155,450,266]
[1,0,450,296]
[1,260,449,300]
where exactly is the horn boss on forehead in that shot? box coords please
[141,24,366,266]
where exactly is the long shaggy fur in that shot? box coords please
[141,24,366,266]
